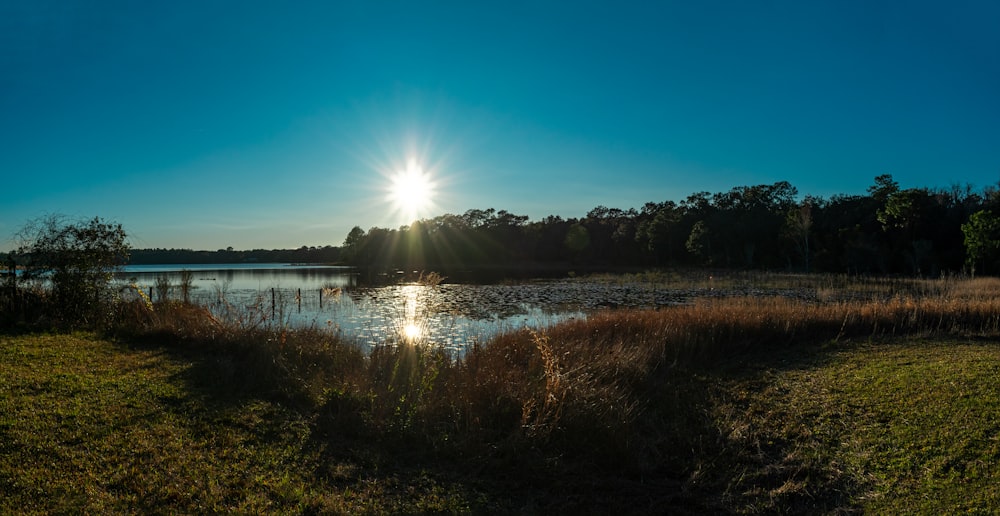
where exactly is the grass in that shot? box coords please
[6,274,1000,512]
[711,339,1000,513]
[0,332,485,514]
[831,343,1000,512]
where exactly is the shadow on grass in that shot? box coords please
[693,341,866,513]
[129,343,820,511]
[117,331,713,512]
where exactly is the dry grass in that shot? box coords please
[10,274,1000,511]
[416,271,447,286]
[117,280,1000,464]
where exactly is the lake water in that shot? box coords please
[119,264,593,353]
[104,263,850,352]
[118,264,836,352]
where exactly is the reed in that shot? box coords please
[416,270,446,286]
[153,275,172,303]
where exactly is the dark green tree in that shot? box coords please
[784,200,814,272]
[637,201,680,265]
[685,220,713,266]
[962,210,1000,277]
[341,226,367,264]
[878,188,941,275]
[868,174,900,205]
[564,223,590,263]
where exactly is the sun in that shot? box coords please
[388,161,435,221]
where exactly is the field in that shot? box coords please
[4,275,1000,513]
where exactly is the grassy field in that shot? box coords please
[0,332,489,513]
[5,277,1000,513]
[708,339,1000,513]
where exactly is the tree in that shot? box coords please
[702,182,798,268]
[878,188,939,274]
[341,226,367,264]
[637,202,680,265]
[962,210,1000,277]
[868,174,900,205]
[785,201,814,272]
[686,220,713,266]
[564,223,590,262]
[15,215,130,327]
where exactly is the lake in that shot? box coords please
[119,264,839,352]
[110,263,862,353]
[120,264,596,352]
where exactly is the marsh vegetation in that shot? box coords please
[6,270,1000,512]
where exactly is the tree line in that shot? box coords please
[339,175,1000,277]
[7,174,1000,279]
[126,246,341,265]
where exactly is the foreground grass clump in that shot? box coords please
[8,277,1000,512]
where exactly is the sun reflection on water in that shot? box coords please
[402,323,422,340]
[399,284,425,342]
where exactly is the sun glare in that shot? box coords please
[389,161,435,221]
[402,323,422,340]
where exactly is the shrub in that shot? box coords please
[12,215,130,329]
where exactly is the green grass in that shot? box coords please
[710,339,1000,513]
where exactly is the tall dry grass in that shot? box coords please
[421,291,1000,473]
[112,298,365,406]
[109,276,1000,482]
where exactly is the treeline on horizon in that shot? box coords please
[37,174,1000,277]
[126,246,341,265]
[339,175,1000,277]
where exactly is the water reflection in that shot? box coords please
[117,264,587,352]
[123,264,722,352]
[402,324,422,340]
[399,285,423,342]
[307,283,589,352]
[121,263,356,292]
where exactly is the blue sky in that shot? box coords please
[2,1,998,252]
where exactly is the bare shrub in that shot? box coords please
[13,215,129,328]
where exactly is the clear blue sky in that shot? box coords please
[2,1,998,252]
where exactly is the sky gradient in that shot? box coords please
[2,1,998,252]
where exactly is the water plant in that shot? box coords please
[416,271,446,286]
[154,274,172,303]
[178,268,194,304]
